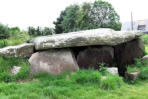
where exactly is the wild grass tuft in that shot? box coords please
[100,74,124,90]
[127,59,148,81]
[0,56,30,82]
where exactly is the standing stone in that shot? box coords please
[29,49,79,75]
[115,38,145,76]
[77,46,114,69]
[0,43,34,58]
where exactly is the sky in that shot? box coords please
[0,0,148,30]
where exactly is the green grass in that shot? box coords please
[141,34,148,54]
[0,74,147,99]
[0,31,32,48]
[0,55,147,99]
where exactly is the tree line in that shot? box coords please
[0,24,54,40]
[54,0,121,34]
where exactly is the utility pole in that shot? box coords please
[131,12,134,30]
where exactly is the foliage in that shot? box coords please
[141,34,148,45]
[127,66,140,73]
[0,25,32,48]
[99,63,107,75]
[28,26,54,36]
[127,59,148,80]
[53,11,66,34]
[0,56,30,82]
[60,4,80,33]
[141,34,148,54]
[0,40,8,48]
[9,27,20,38]
[90,0,121,30]
[0,31,30,48]
[100,74,124,90]
[54,0,121,33]
[0,23,9,39]
[139,66,148,80]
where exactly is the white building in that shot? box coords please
[121,20,148,33]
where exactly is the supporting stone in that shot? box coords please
[114,38,145,76]
[77,46,114,69]
[29,49,79,75]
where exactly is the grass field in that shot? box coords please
[0,56,147,99]
[0,73,147,99]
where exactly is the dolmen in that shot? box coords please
[0,28,145,76]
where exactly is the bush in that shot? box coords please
[0,56,30,82]
[0,23,9,39]
[99,63,107,75]
[13,62,30,81]
[141,34,148,45]
[139,67,148,80]
[127,59,148,81]
[0,39,8,48]
[100,74,124,90]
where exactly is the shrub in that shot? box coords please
[141,34,148,45]
[0,56,30,82]
[127,59,148,80]
[139,67,148,80]
[0,39,8,48]
[0,23,9,39]
[99,63,107,75]
[100,74,124,90]
[12,62,30,81]
[127,66,140,73]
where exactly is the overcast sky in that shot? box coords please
[0,0,148,29]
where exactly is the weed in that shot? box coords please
[99,63,107,75]
[100,74,124,90]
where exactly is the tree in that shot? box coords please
[54,0,121,34]
[61,4,80,33]
[28,26,36,35]
[42,27,54,35]
[0,23,9,39]
[9,27,20,38]
[36,26,41,35]
[76,2,94,30]
[28,26,54,36]
[54,4,80,33]
[53,11,66,34]
[90,0,121,30]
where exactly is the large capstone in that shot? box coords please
[115,38,145,76]
[77,46,114,69]
[0,43,34,58]
[32,28,142,50]
[29,49,79,75]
